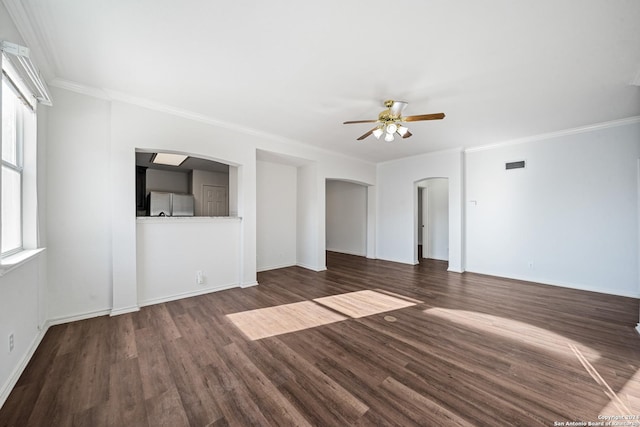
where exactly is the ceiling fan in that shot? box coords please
[343,100,445,142]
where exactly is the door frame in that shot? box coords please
[414,177,449,265]
[421,186,429,259]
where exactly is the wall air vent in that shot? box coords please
[505,160,525,170]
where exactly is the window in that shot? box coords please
[1,77,27,255]
[1,46,42,264]
[0,41,49,272]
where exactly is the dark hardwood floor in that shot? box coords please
[1,252,639,426]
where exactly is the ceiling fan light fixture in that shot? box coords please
[386,123,398,134]
[342,99,445,142]
[397,125,409,137]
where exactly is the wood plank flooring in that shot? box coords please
[2,252,640,426]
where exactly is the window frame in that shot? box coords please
[1,55,34,258]
[1,164,24,256]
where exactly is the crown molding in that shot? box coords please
[377,146,464,166]
[50,77,292,137]
[105,88,259,135]
[464,116,640,154]
[49,78,376,166]
[2,0,59,80]
[49,78,111,100]
[50,77,639,166]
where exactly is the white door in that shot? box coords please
[202,185,228,216]
[421,187,429,259]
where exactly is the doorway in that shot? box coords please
[325,179,368,257]
[416,178,449,264]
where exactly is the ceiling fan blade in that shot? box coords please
[403,113,445,122]
[402,130,413,139]
[343,119,379,124]
[357,127,378,141]
[389,101,408,117]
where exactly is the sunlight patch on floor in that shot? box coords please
[314,290,419,319]
[569,344,640,418]
[227,290,421,340]
[424,307,599,357]
[227,301,347,340]
[599,369,640,415]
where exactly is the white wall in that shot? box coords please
[257,145,377,270]
[255,152,376,273]
[43,85,376,319]
[256,160,297,271]
[46,88,113,319]
[326,180,367,256]
[465,121,640,297]
[377,149,464,271]
[111,101,259,313]
[0,255,47,407]
[296,163,321,270]
[136,218,240,305]
[146,169,190,194]
[43,88,257,319]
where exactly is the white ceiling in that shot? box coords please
[6,0,640,163]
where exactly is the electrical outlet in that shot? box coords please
[528,261,534,269]
[8,333,14,352]
[196,270,204,285]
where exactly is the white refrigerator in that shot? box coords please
[148,191,194,216]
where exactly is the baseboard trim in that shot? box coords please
[325,248,366,257]
[464,268,640,299]
[0,323,49,409]
[375,255,414,266]
[636,324,640,336]
[257,263,296,273]
[296,262,327,272]
[48,308,113,327]
[138,283,240,308]
[110,305,140,317]
[240,281,259,288]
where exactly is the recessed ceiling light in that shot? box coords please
[152,153,188,166]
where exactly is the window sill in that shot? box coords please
[0,248,46,276]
